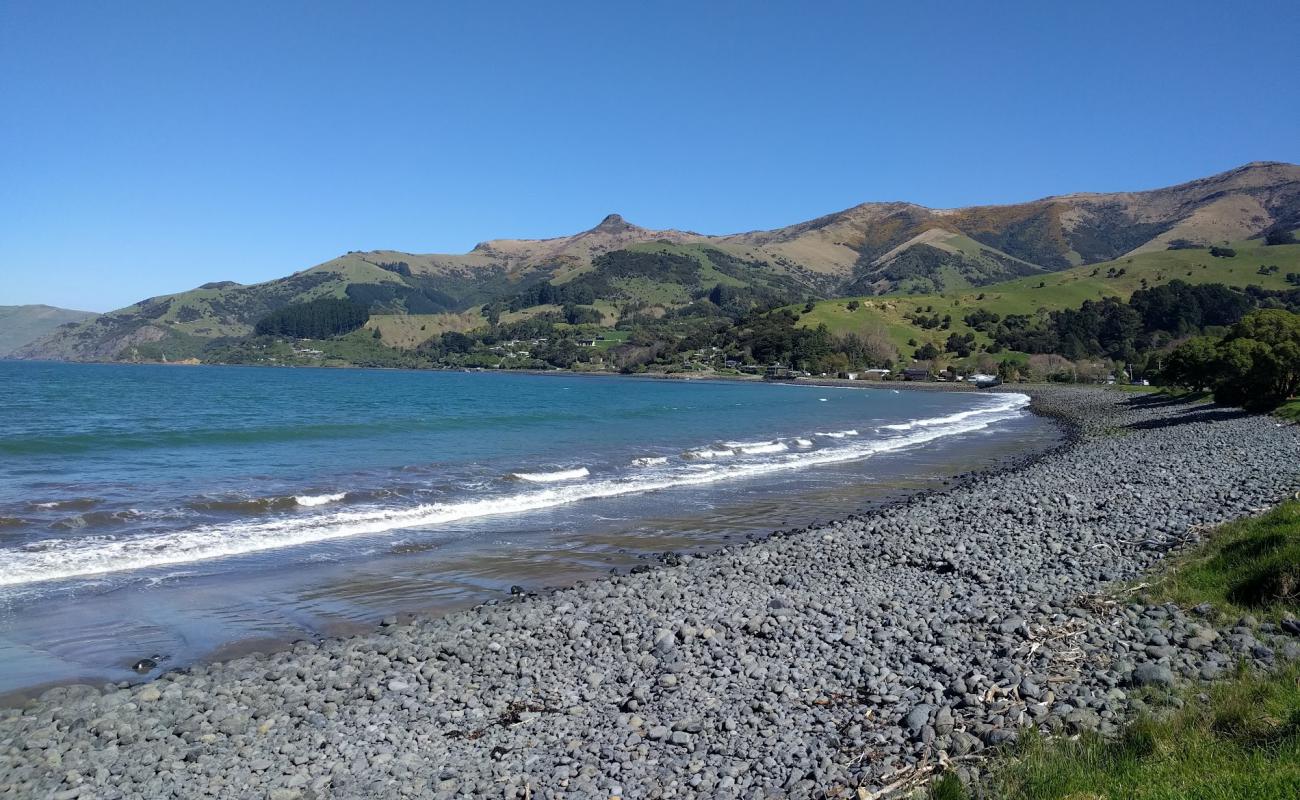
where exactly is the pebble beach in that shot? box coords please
[3,386,1299,799]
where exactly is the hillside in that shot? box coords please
[17,161,1300,363]
[794,239,1300,355]
[0,305,97,357]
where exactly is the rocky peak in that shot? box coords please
[590,213,640,234]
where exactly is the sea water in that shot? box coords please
[0,362,1057,694]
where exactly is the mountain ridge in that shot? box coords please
[15,161,1300,362]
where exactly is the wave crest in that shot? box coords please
[295,492,348,507]
[510,467,590,483]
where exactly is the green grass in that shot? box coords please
[365,312,481,349]
[945,662,1300,800]
[793,241,1300,356]
[591,329,631,350]
[1276,399,1300,424]
[1143,500,1300,623]
[1104,383,1162,394]
[935,500,1300,799]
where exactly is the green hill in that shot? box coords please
[15,162,1300,363]
[0,305,98,357]
[793,240,1300,355]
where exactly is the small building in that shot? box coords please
[837,371,859,380]
[903,367,931,381]
[862,368,891,380]
[577,338,599,347]
[764,364,796,380]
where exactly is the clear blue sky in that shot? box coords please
[2,0,1297,311]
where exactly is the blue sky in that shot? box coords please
[2,1,1297,311]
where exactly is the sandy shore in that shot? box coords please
[2,387,1298,799]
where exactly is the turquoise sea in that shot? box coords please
[0,362,1056,695]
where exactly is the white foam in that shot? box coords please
[511,467,590,483]
[736,442,788,455]
[684,448,734,459]
[294,492,347,507]
[883,393,1027,432]
[793,438,814,447]
[815,429,859,438]
[631,457,669,467]
[0,394,1030,587]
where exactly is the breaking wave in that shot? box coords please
[510,467,590,483]
[28,498,99,511]
[294,492,348,507]
[684,448,735,459]
[0,394,1029,587]
[882,393,1026,431]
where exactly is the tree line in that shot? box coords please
[985,281,1293,363]
[253,298,370,339]
[1162,309,1300,410]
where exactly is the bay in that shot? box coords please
[0,362,1057,695]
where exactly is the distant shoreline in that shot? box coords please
[6,356,991,394]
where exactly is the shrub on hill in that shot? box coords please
[253,298,370,339]
[993,298,1140,361]
[1066,202,1172,263]
[345,281,456,314]
[562,304,603,325]
[508,280,597,311]
[945,332,975,357]
[1129,281,1255,336]
[914,342,941,360]
[1265,229,1296,246]
[992,282,1259,362]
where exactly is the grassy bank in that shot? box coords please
[1147,501,1300,624]
[938,662,1300,799]
[935,501,1300,799]
[1277,399,1300,423]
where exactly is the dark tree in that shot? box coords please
[254,298,370,339]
